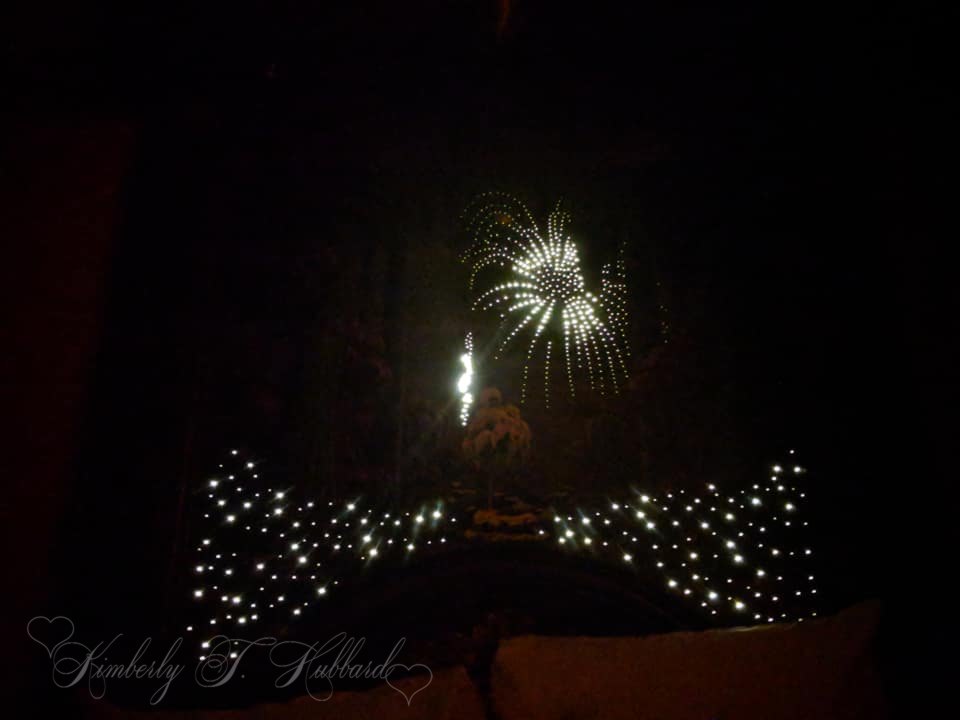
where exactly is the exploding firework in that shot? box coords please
[463,193,629,404]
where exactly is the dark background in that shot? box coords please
[3,1,948,714]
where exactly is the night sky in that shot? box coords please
[4,1,947,714]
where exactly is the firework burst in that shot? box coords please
[463,193,629,404]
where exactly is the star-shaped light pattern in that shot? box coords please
[550,449,819,623]
[462,193,630,403]
[186,449,818,656]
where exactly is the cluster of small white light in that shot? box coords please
[188,448,818,662]
[462,193,629,404]
[547,451,819,625]
[655,280,670,345]
[601,246,630,357]
[187,450,454,657]
[457,333,474,426]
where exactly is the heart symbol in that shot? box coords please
[26,616,75,658]
[385,663,433,706]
